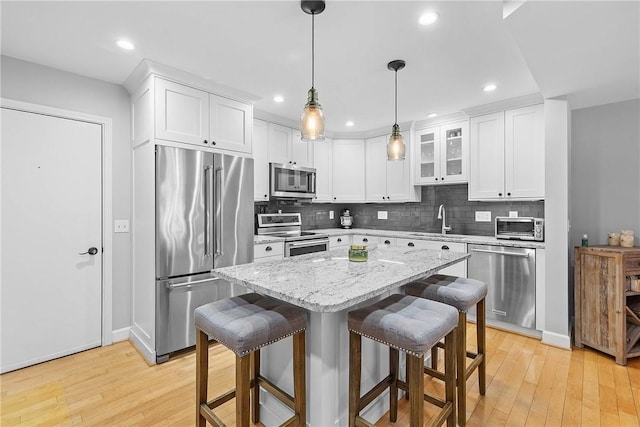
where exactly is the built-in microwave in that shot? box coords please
[495,217,544,241]
[270,163,316,199]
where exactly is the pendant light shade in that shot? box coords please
[387,60,406,160]
[300,0,326,142]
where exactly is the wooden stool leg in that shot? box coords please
[407,353,424,427]
[251,349,260,424]
[431,346,439,369]
[445,327,457,427]
[195,328,208,427]
[236,354,250,427]
[349,331,362,427]
[293,331,306,426]
[389,347,399,422]
[457,312,467,427]
[477,299,486,396]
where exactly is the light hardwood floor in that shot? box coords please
[2,324,639,426]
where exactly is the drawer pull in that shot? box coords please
[265,246,272,252]
[384,240,391,245]
[408,242,415,247]
[337,238,342,243]
[362,238,368,242]
[441,245,449,250]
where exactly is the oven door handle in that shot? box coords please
[287,238,330,249]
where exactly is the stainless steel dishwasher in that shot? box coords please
[467,244,536,329]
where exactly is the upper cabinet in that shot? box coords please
[313,138,333,203]
[365,132,413,202]
[154,78,252,154]
[415,120,468,185]
[267,123,313,168]
[332,139,366,202]
[253,119,269,201]
[469,104,544,201]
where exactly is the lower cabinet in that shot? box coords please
[396,238,466,277]
[253,241,284,263]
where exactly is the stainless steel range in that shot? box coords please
[257,213,329,257]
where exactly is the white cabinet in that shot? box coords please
[313,137,333,202]
[396,238,467,277]
[329,235,350,249]
[253,241,284,263]
[253,119,269,201]
[469,104,544,200]
[154,78,252,153]
[268,123,313,168]
[331,139,366,202]
[415,121,468,185]
[365,132,412,202]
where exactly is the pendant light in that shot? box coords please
[387,59,406,160]
[300,0,326,142]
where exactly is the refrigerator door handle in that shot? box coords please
[215,165,224,256]
[204,165,214,257]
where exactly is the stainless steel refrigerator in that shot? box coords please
[155,145,253,362]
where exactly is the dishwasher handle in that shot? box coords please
[471,248,530,258]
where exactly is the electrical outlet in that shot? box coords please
[509,211,518,218]
[475,211,492,222]
[377,211,388,220]
[114,219,129,233]
[329,210,334,220]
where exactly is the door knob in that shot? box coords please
[79,247,99,255]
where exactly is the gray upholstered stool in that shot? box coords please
[348,294,458,427]
[406,274,488,427]
[194,293,308,427]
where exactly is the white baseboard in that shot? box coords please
[129,327,157,364]
[111,327,130,343]
[541,330,571,349]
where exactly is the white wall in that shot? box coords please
[1,55,132,331]
[570,99,640,247]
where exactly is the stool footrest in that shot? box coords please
[424,366,445,381]
[465,354,484,380]
[200,403,226,427]
[430,402,454,427]
[396,379,447,408]
[257,375,295,410]
[205,389,236,411]
[358,375,394,412]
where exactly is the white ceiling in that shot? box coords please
[1,1,638,133]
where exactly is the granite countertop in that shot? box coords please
[309,228,546,249]
[214,245,470,312]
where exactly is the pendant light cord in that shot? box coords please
[394,70,398,125]
[311,14,315,89]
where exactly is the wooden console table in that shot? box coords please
[574,245,640,365]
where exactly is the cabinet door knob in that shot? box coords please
[293,161,297,165]
[441,245,449,250]
[333,197,336,200]
[507,192,511,196]
[441,177,444,181]
[498,192,503,197]
[337,238,342,243]
[435,177,439,181]
[384,240,391,245]
[211,140,216,145]
[264,194,268,198]
[203,139,209,144]
[362,238,368,242]
[408,242,415,247]
[265,246,272,252]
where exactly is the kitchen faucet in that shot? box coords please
[437,204,452,234]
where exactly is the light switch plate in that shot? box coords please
[475,211,492,222]
[329,210,334,220]
[378,211,388,220]
[509,211,518,218]
[114,219,129,233]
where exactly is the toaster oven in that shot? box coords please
[495,217,544,241]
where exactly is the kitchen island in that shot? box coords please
[213,245,469,426]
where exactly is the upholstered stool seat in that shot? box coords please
[348,294,458,427]
[195,293,307,427]
[406,274,488,427]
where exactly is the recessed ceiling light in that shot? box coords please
[427,113,438,118]
[116,39,135,50]
[419,12,439,26]
[346,121,354,127]
[483,83,497,92]
[273,95,284,103]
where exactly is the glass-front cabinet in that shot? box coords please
[415,120,468,185]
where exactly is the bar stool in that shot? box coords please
[406,274,487,427]
[348,294,458,427]
[194,293,308,427]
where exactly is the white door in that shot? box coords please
[1,108,103,373]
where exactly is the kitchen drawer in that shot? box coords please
[625,256,640,274]
[329,235,350,249]
[254,241,284,261]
